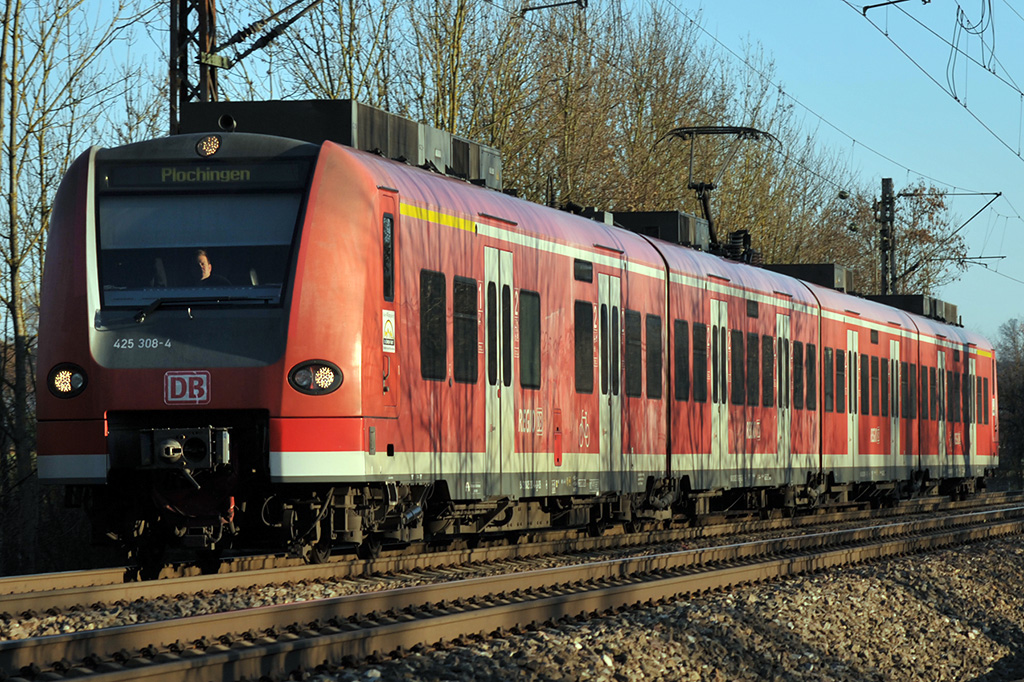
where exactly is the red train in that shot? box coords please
[36,127,998,562]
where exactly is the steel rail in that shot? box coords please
[2,506,1023,680]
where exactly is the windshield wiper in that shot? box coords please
[134,296,275,323]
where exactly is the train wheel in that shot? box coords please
[357,535,382,561]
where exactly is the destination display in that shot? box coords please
[98,161,311,191]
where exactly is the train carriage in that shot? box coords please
[36,126,999,562]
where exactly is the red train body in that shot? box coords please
[36,132,999,560]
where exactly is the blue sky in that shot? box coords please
[683,0,1024,340]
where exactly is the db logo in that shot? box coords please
[164,371,211,405]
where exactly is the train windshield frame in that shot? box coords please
[95,159,309,310]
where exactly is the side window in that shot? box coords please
[574,300,594,394]
[793,340,804,410]
[904,362,914,419]
[919,364,928,420]
[646,315,663,400]
[836,350,846,414]
[824,347,834,412]
[746,332,759,407]
[519,290,541,389]
[624,310,643,398]
[693,323,708,402]
[930,366,938,420]
[383,214,394,302]
[983,377,989,424]
[860,353,870,415]
[731,330,745,405]
[762,334,774,407]
[949,370,960,423]
[420,269,446,381]
[453,277,477,383]
[871,356,880,416]
[674,320,690,401]
[880,358,889,417]
[806,344,817,411]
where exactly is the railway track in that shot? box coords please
[2,502,1023,682]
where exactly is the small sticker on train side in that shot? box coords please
[383,310,396,353]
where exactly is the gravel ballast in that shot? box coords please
[333,537,1024,682]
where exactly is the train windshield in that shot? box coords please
[97,192,302,308]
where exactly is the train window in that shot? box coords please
[835,351,846,414]
[519,290,541,389]
[871,330,878,344]
[574,259,593,282]
[612,308,620,397]
[974,374,980,424]
[823,347,834,412]
[949,371,960,423]
[488,283,498,385]
[902,362,912,419]
[983,377,989,424]
[693,323,708,403]
[601,304,610,395]
[453,277,478,384]
[746,300,759,318]
[849,352,857,415]
[574,301,594,394]
[930,367,938,421]
[383,214,394,302]
[746,332,759,407]
[625,310,643,398]
[674,320,690,401]
[97,191,303,308]
[805,344,817,411]
[919,364,928,420]
[778,338,790,409]
[880,359,889,417]
[762,335,774,407]
[646,315,663,400]
[793,341,804,410]
[420,270,447,381]
[731,330,745,405]
[937,368,945,421]
[860,353,870,416]
[908,364,917,420]
[962,371,971,424]
[502,285,512,387]
[892,360,899,418]
[870,356,879,416]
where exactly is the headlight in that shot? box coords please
[288,360,343,395]
[48,363,88,398]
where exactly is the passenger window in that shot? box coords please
[624,310,643,398]
[871,356,879,416]
[674,320,690,401]
[823,347,834,412]
[860,353,870,415]
[731,330,745,405]
[419,270,446,381]
[519,290,541,389]
[693,323,708,403]
[806,344,817,411]
[453,277,477,383]
[836,351,846,414]
[574,300,593,394]
[746,332,759,407]
[793,341,804,410]
[762,335,774,407]
[646,315,663,400]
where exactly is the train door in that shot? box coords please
[937,351,947,476]
[380,194,399,415]
[485,247,515,481]
[890,339,901,479]
[847,329,860,477]
[598,274,623,488]
[776,314,791,465]
[710,299,729,472]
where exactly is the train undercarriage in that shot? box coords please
[71,464,989,577]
